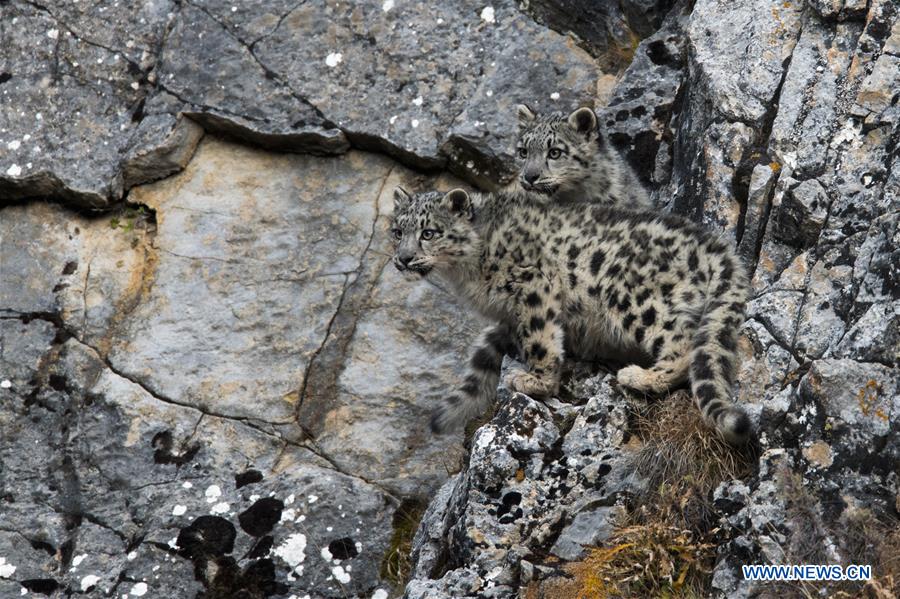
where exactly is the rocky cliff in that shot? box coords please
[1,0,897,598]
[405,1,900,597]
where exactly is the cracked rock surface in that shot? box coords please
[405,371,641,598]
[1,0,898,598]
[0,0,599,206]
[1,136,487,596]
[403,1,900,597]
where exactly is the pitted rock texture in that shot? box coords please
[404,371,641,599]
[599,1,690,190]
[403,1,899,597]
[0,0,599,206]
[521,0,677,69]
[2,0,899,597]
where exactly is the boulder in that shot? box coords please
[1,0,600,205]
[0,138,479,596]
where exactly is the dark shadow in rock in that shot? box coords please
[328,537,359,560]
[47,374,68,392]
[177,515,237,559]
[497,491,524,525]
[21,579,59,595]
[235,469,263,489]
[152,430,201,466]
[201,556,288,598]
[646,38,679,67]
[246,535,273,560]
[201,555,240,595]
[238,498,284,537]
[29,538,56,556]
[242,558,289,597]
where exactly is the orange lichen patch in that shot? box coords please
[857,380,886,418]
[769,161,782,172]
[595,73,619,106]
[782,365,806,387]
[516,468,526,482]
[757,251,776,276]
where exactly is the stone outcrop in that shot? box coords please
[405,371,641,598]
[0,0,598,206]
[0,139,483,597]
[402,0,900,597]
[1,0,898,597]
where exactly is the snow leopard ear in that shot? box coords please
[567,107,597,135]
[393,186,412,212]
[516,104,537,128]
[441,188,473,219]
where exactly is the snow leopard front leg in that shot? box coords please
[504,283,565,398]
[430,323,516,433]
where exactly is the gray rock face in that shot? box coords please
[403,0,900,597]
[599,2,689,189]
[520,0,676,68]
[0,138,482,596]
[402,369,640,599]
[0,2,145,206]
[0,0,599,206]
[0,334,395,598]
[772,178,829,248]
[688,0,803,126]
[2,0,898,596]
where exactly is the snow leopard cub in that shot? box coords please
[390,186,751,445]
[515,105,651,208]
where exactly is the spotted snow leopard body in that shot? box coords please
[390,187,751,445]
[515,105,651,208]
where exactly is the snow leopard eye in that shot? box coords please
[548,148,562,160]
[517,147,527,159]
[420,229,439,241]
[391,228,402,241]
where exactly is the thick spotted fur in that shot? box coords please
[390,187,751,445]
[515,105,651,209]
[428,323,516,434]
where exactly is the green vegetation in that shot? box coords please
[109,204,153,248]
[381,498,428,592]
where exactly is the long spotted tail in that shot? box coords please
[430,324,514,433]
[689,255,752,445]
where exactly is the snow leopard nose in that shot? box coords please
[522,170,540,185]
[396,248,415,270]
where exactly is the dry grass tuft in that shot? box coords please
[758,468,900,598]
[562,521,715,598]
[830,507,900,599]
[531,388,898,598]
[629,390,757,533]
[547,392,757,598]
